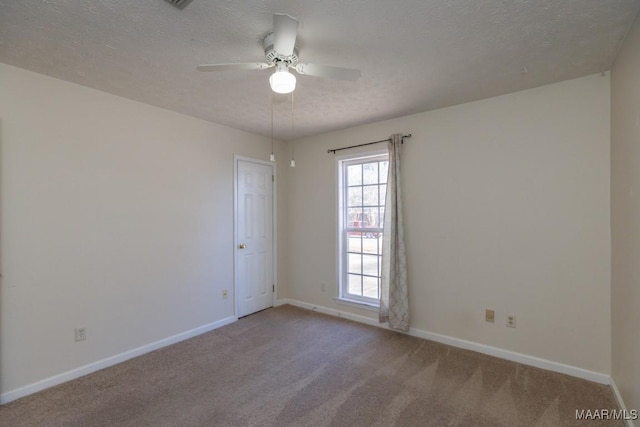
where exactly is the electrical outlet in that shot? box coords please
[75,328,86,342]
[485,309,495,323]
[222,289,228,299]
[506,314,516,328]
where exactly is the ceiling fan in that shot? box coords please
[197,13,361,94]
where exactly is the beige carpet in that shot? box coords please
[0,305,623,426]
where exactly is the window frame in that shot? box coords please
[336,150,389,307]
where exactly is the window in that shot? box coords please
[338,153,389,306]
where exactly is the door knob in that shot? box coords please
[238,243,247,249]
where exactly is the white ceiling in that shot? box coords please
[1,0,639,140]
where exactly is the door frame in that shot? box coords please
[233,155,277,318]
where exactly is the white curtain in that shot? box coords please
[379,134,409,332]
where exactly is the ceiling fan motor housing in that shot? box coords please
[263,32,299,66]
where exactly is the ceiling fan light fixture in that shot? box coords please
[269,63,296,94]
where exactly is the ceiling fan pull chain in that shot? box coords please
[290,91,296,167]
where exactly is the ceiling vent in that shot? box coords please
[164,0,193,10]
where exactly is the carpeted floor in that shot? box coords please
[0,305,623,426]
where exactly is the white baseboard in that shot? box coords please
[610,378,637,427]
[276,298,611,385]
[0,316,237,405]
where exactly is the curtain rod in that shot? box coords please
[327,134,412,154]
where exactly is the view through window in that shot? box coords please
[339,153,388,305]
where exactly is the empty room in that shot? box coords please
[1,1,639,426]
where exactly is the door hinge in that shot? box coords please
[272,284,275,292]
[272,175,274,182]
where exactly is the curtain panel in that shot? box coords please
[379,133,409,331]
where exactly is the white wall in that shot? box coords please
[611,13,640,412]
[287,74,611,375]
[0,63,288,396]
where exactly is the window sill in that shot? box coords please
[334,297,379,312]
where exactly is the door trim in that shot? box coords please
[233,155,277,318]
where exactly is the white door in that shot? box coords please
[235,158,274,317]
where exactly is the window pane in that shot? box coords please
[363,185,378,206]
[380,184,387,206]
[380,161,389,183]
[348,253,362,274]
[348,233,362,253]
[347,208,363,229]
[347,164,362,186]
[362,234,379,254]
[348,187,362,208]
[363,162,378,185]
[348,274,362,296]
[362,254,378,276]
[363,276,379,299]
[367,208,380,229]
[379,207,385,227]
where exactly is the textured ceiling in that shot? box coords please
[1,0,639,140]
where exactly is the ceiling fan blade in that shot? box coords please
[294,63,361,81]
[273,13,299,57]
[197,63,272,72]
